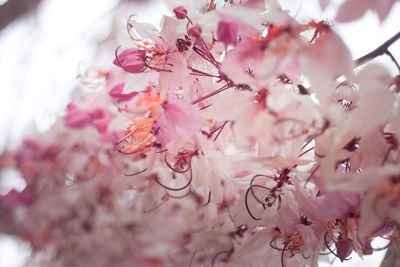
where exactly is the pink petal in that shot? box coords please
[109,83,138,102]
[319,0,330,10]
[92,117,111,133]
[1,186,35,208]
[217,20,239,46]
[335,0,369,22]
[64,105,92,129]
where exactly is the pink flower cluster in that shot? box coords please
[1,1,400,267]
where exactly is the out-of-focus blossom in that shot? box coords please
[1,1,400,267]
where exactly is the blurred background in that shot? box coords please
[0,0,399,266]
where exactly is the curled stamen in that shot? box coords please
[126,15,142,42]
[301,253,310,259]
[168,190,192,199]
[269,238,285,251]
[250,174,274,205]
[355,230,393,252]
[143,194,170,213]
[125,168,148,176]
[281,241,289,267]
[203,191,212,206]
[211,249,232,267]
[155,160,193,191]
[245,187,261,220]
[164,154,190,173]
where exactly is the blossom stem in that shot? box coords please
[355,31,400,68]
[213,120,229,142]
[384,50,400,73]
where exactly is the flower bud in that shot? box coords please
[335,239,353,262]
[173,6,187,20]
[113,48,145,74]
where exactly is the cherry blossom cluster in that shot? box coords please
[1,0,400,266]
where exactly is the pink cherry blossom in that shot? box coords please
[2,1,400,267]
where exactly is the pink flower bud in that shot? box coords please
[217,20,239,46]
[113,48,145,74]
[109,83,138,102]
[64,104,92,129]
[335,239,353,262]
[189,24,202,39]
[173,6,187,19]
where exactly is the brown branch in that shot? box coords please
[0,0,42,31]
[355,31,400,68]
[385,50,400,73]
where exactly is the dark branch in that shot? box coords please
[355,31,400,67]
[0,0,42,31]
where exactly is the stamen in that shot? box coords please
[323,232,352,261]
[125,168,148,176]
[155,160,193,191]
[143,194,170,213]
[249,174,274,205]
[203,191,212,206]
[191,83,234,105]
[245,187,262,220]
[164,154,190,173]
[213,121,229,142]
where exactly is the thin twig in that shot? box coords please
[385,50,400,73]
[355,31,400,67]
